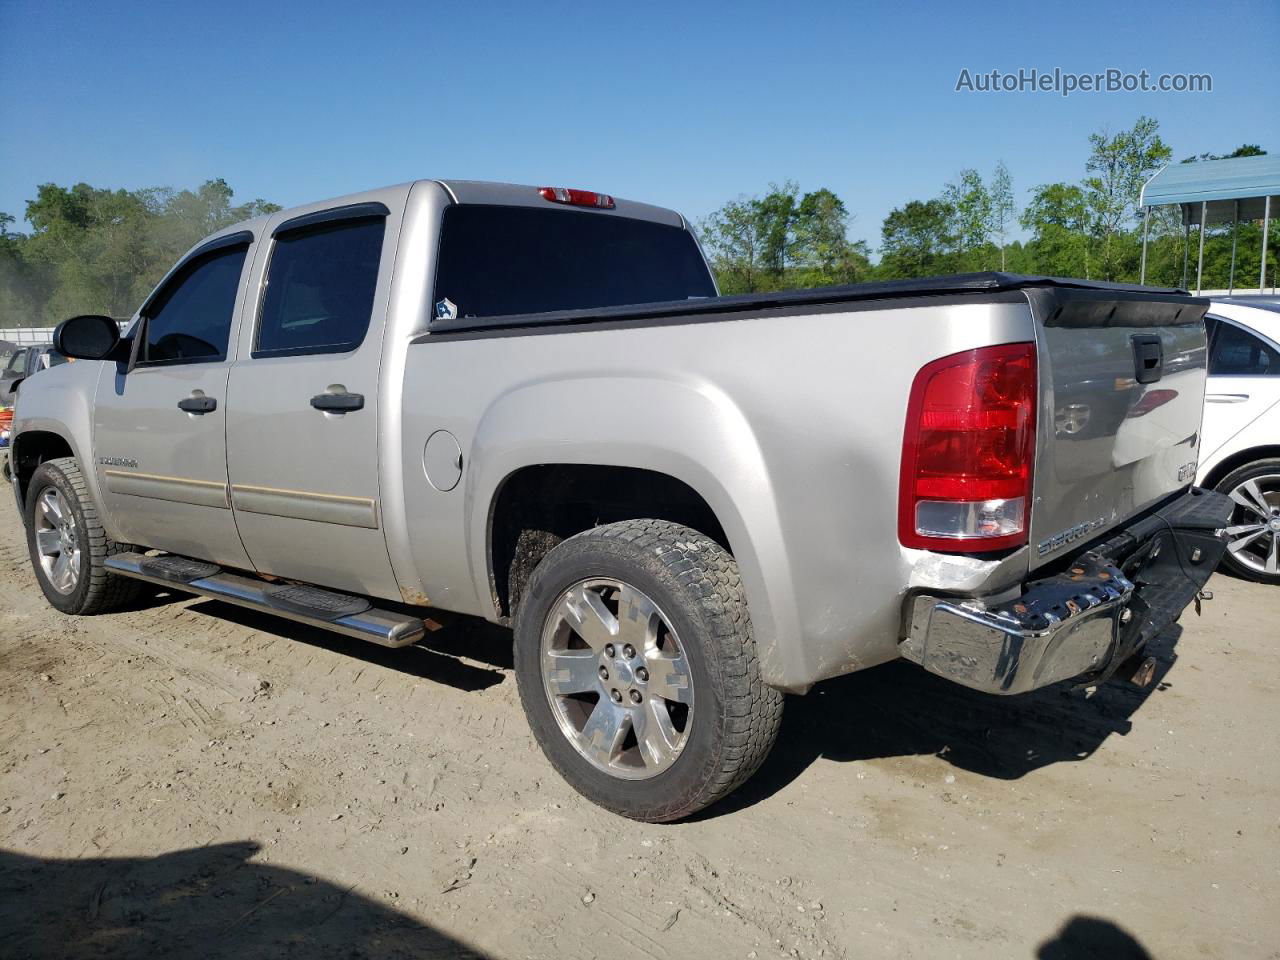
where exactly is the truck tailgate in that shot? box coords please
[1027,288,1210,569]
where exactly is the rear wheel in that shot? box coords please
[24,457,144,614]
[1215,458,1280,585]
[513,520,783,822]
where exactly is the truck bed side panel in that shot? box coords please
[398,298,1035,691]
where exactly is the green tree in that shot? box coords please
[1181,143,1267,163]
[989,161,1015,270]
[1083,116,1170,279]
[698,196,767,294]
[791,188,870,286]
[700,183,867,292]
[755,181,800,281]
[150,178,280,263]
[1021,182,1092,278]
[1,179,280,325]
[21,183,155,318]
[0,212,45,328]
[878,199,957,279]
[943,168,993,270]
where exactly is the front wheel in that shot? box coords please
[513,520,783,822]
[1215,458,1280,585]
[24,457,143,614]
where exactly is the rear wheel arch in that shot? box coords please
[487,464,734,621]
[466,377,799,685]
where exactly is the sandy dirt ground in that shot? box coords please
[0,502,1277,960]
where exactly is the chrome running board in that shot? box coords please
[104,552,426,648]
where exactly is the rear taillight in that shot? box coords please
[898,342,1037,552]
[538,186,615,209]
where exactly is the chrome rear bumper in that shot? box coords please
[902,556,1134,694]
[900,487,1232,695]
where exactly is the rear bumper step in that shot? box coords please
[104,552,426,648]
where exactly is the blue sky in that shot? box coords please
[2,0,1276,250]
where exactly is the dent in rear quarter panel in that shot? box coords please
[401,297,1035,692]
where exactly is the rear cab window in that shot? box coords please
[432,205,715,320]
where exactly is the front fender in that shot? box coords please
[466,373,804,688]
[10,361,111,532]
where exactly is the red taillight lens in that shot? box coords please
[899,342,1037,552]
[538,186,616,209]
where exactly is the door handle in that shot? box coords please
[310,392,364,413]
[177,395,217,414]
[1205,393,1250,404]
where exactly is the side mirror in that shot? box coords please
[53,314,122,361]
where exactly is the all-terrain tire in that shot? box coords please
[24,457,144,614]
[513,519,784,822]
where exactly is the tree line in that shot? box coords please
[1,117,1275,328]
[0,179,278,328]
[700,117,1274,294]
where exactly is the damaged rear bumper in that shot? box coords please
[900,487,1232,695]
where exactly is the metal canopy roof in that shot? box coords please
[1141,154,1280,225]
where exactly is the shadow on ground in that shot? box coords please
[0,841,488,959]
[707,624,1184,816]
[1037,914,1154,959]
[186,598,513,692]
[150,588,1182,817]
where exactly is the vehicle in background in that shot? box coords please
[0,342,13,458]
[1198,297,1280,584]
[1,344,71,406]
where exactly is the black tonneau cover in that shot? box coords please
[423,272,1193,338]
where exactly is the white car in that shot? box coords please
[1198,297,1280,584]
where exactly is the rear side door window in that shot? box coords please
[1208,319,1280,377]
[254,217,385,357]
[138,244,249,365]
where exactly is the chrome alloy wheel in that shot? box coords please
[34,487,81,594]
[1224,474,1280,577]
[539,578,694,780]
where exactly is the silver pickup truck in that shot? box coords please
[8,179,1233,821]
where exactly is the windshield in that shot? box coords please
[432,205,715,320]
